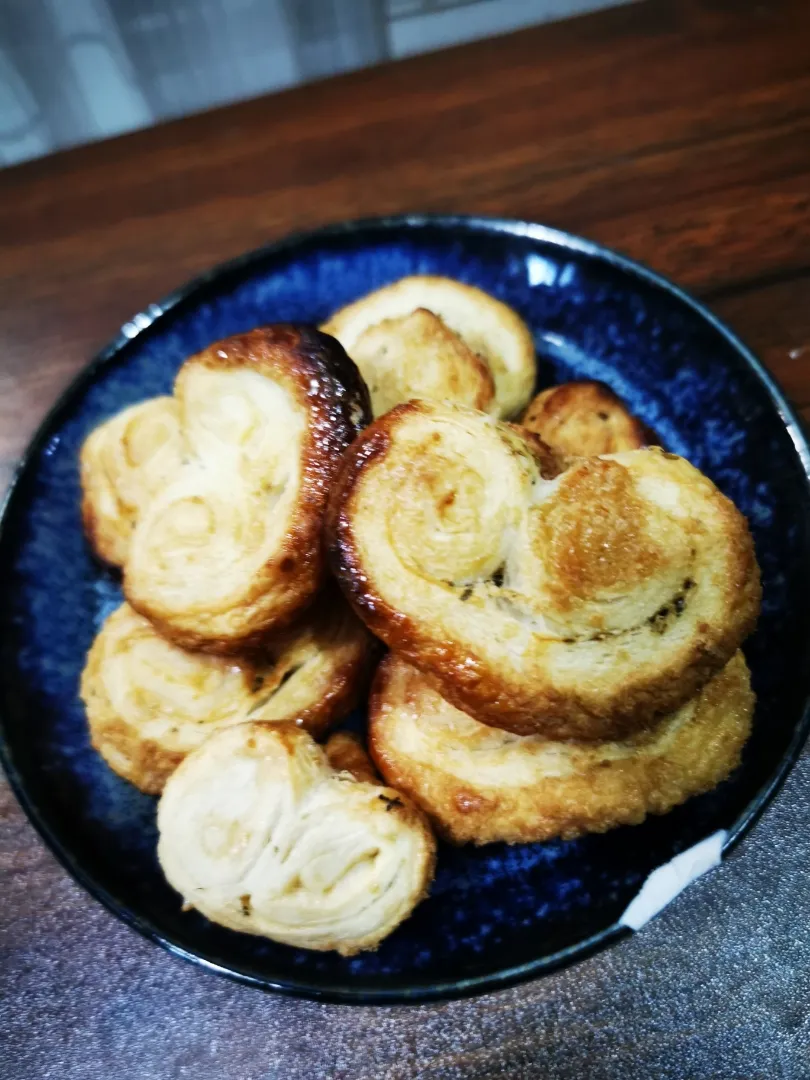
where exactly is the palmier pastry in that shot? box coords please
[120,325,370,652]
[80,397,184,567]
[332,308,497,419]
[322,275,536,418]
[521,381,647,457]
[81,599,374,794]
[157,723,436,954]
[327,401,760,739]
[369,653,754,844]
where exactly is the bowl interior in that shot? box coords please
[2,218,809,1003]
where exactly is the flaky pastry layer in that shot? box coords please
[80,397,184,567]
[521,380,648,457]
[370,653,753,844]
[157,724,436,954]
[322,275,536,418]
[327,401,760,739]
[83,325,371,652]
[81,599,374,793]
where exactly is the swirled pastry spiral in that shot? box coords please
[322,276,536,418]
[521,381,648,457]
[81,599,374,794]
[333,308,497,419]
[327,401,761,739]
[369,653,754,844]
[122,325,370,652]
[80,397,185,566]
[157,723,436,954]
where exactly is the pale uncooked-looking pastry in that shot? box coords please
[119,325,370,653]
[521,381,647,457]
[81,599,374,794]
[80,397,185,567]
[322,275,536,418]
[327,400,761,740]
[370,653,753,844]
[157,723,436,955]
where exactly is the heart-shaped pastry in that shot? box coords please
[322,275,536,418]
[81,597,374,794]
[369,652,753,844]
[327,401,760,739]
[81,326,370,652]
[157,724,436,955]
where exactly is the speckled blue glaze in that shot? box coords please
[2,216,809,1004]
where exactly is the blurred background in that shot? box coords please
[0,0,633,168]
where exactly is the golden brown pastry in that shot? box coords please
[521,381,647,457]
[339,308,496,418]
[157,723,436,955]
[369,653,754,844]
[80,397,185,567]
[324,730,381,785]
[322,275,536,418]
[81,599,374,794]
[119,325,370,653]
[327,401,761,740]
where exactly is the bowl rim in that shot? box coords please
[1,212,809,1006]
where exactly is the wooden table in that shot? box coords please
[2,2,809,1076]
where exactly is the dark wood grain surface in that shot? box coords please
[2,2,809,1077]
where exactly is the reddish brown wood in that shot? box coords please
[709,274,810,414]
[2,2,810,1074]
[1,0,810,488]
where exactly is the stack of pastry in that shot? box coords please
[79,324,435,955]
[78,277,760,955]
[80,325,378,776]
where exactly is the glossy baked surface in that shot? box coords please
[1,216,808,1003]
[82,325,370,652]
[328,409,759,739]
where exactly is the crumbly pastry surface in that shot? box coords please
[81,599,374,794]
[322,275,536,418]
[80,396,185,567]
[112,325,370,652]
[521,380,647,457]
[370,652,754,844]
[327,400,761,739]
[157,723,436,955]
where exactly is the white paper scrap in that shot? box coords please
[619,829,727,931]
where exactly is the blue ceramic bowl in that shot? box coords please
[2,216,809,1005]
